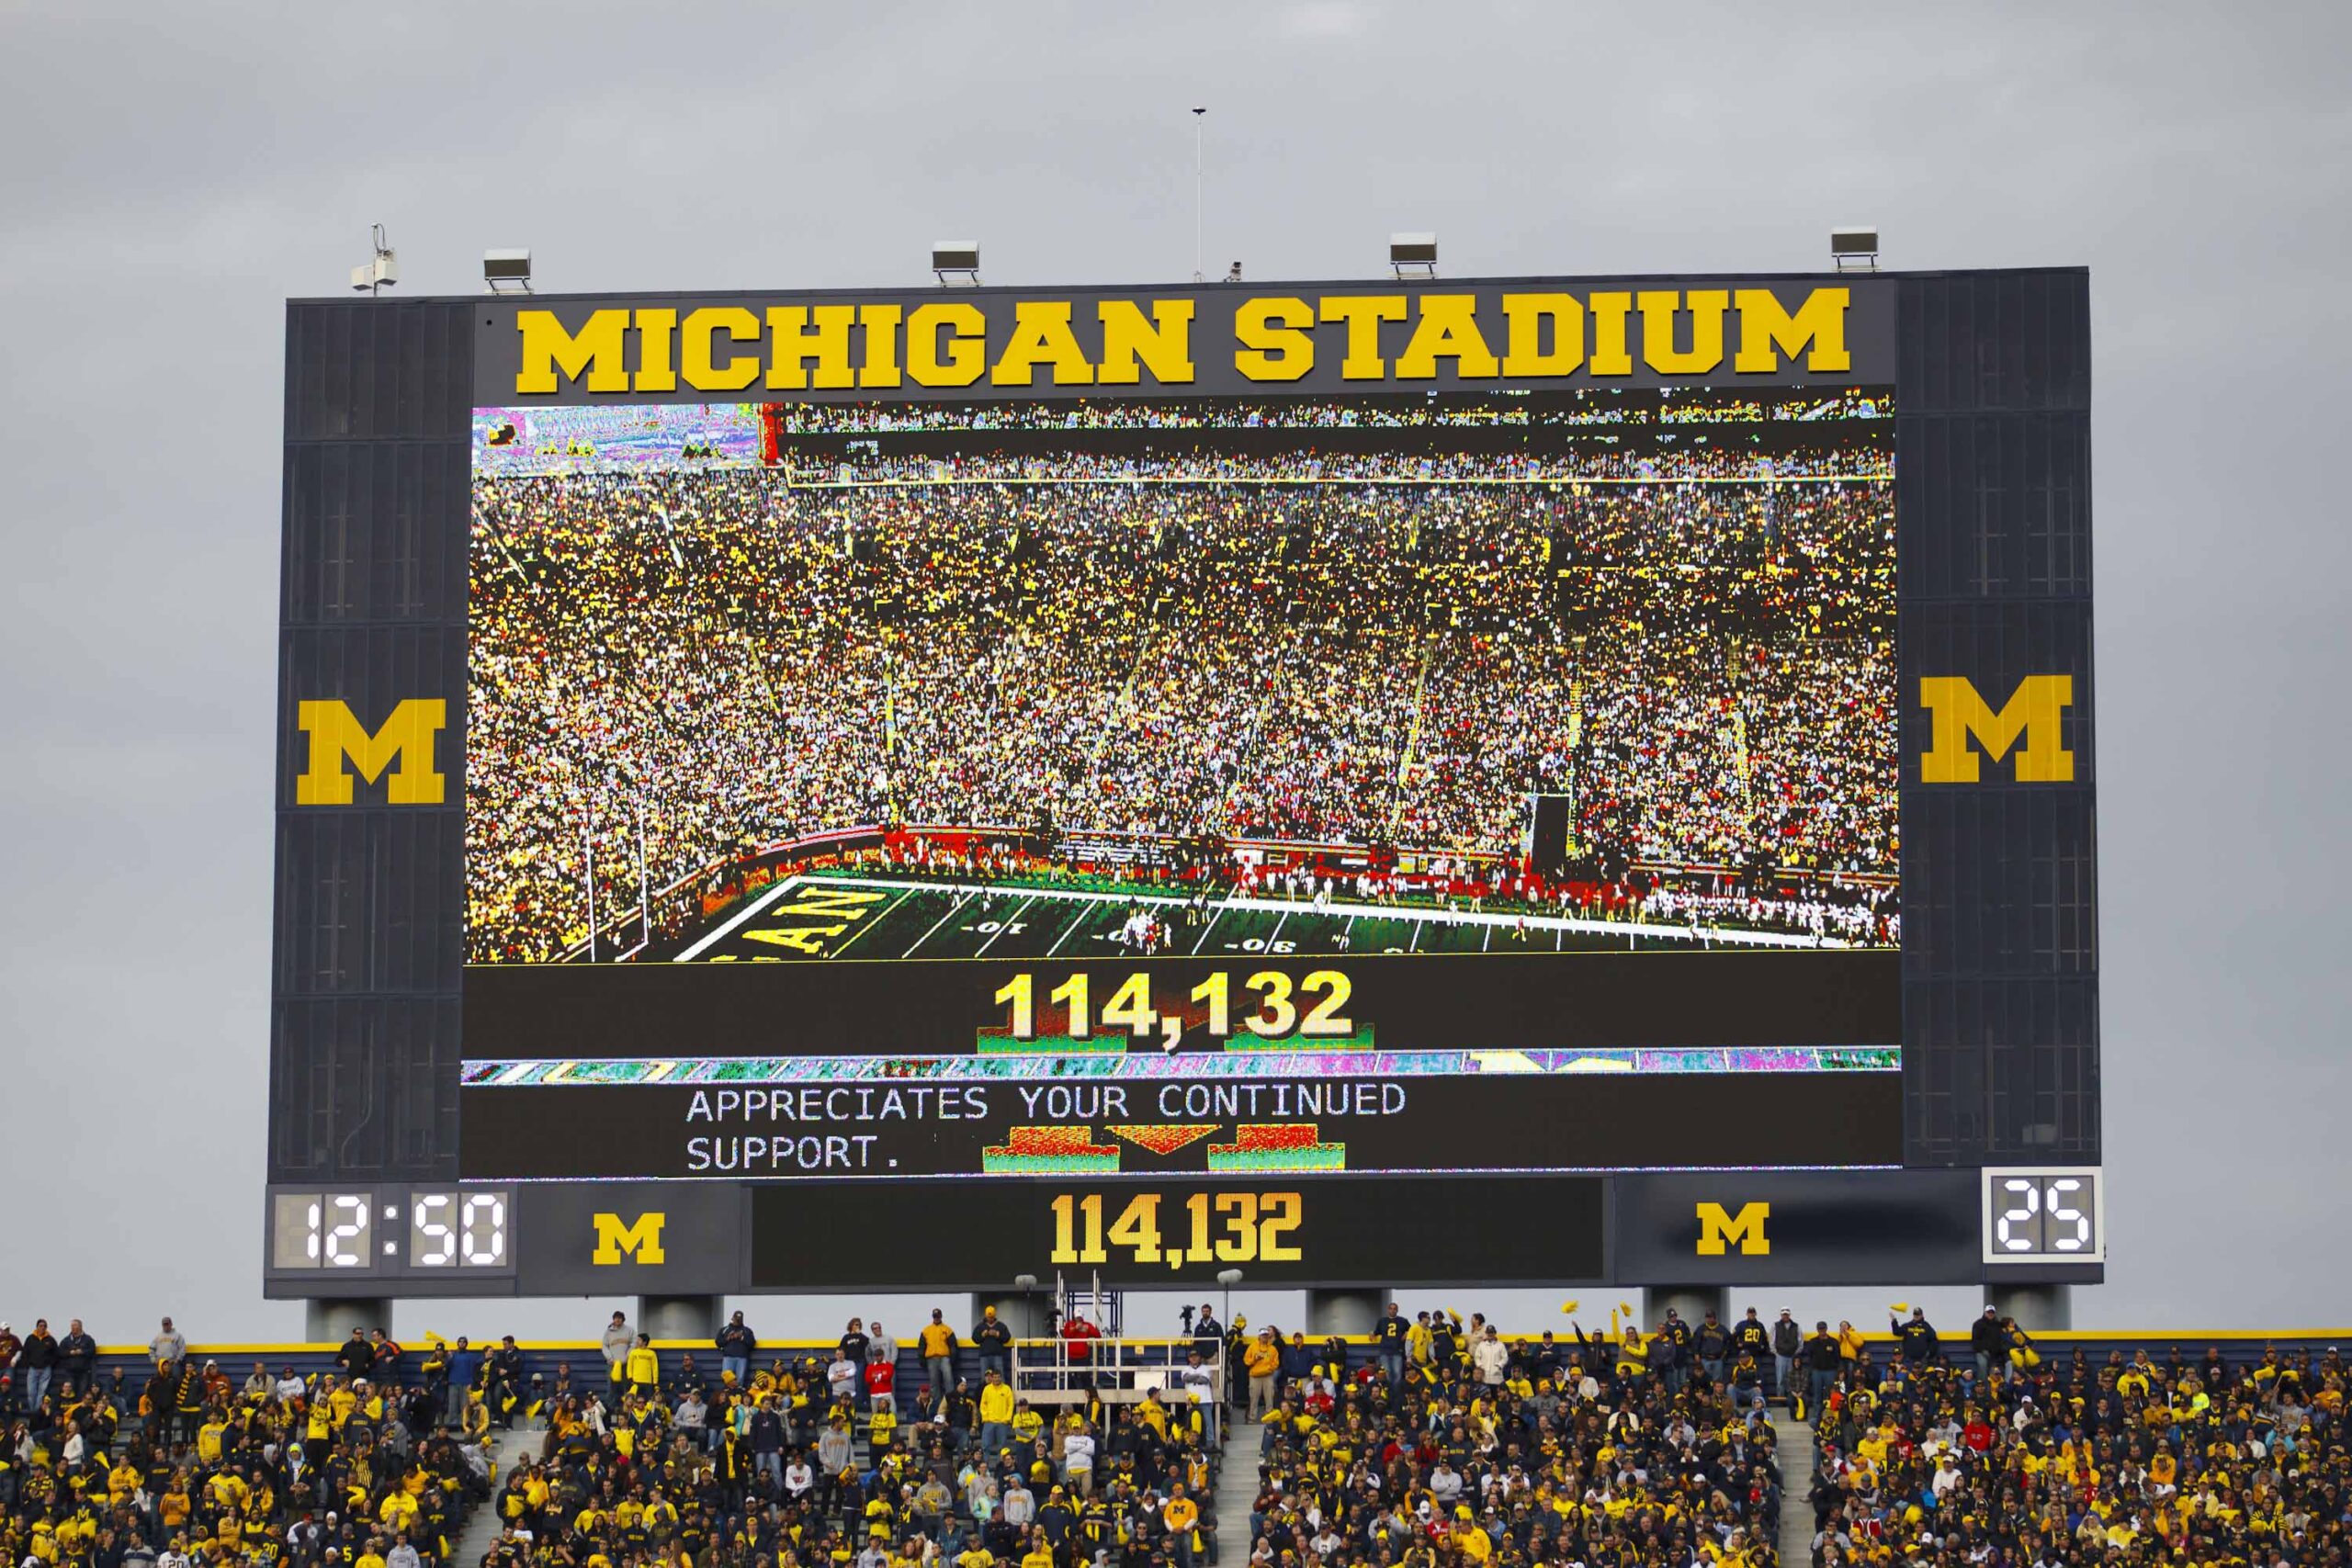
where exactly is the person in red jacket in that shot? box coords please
[1060,1313,1102,1391]
[862,1352,898,1416]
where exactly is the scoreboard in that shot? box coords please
[261,1171,2104,1292]
[266,267,2098,1297]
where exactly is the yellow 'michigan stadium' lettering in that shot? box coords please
[513,288,1850,395]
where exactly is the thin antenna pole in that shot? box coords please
[1193,107,1206,283]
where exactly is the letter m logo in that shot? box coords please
[295,700,447,805]
[1695,1201,1770,1257]
[592,1212,667,1265]
[1918,676,2074,784]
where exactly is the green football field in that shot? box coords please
[669,867,1754,963]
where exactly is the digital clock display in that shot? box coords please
[270,1192,374,1270]
[266,1187,517,1277]
[406,1190,512,1268]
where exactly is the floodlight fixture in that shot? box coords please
[483,248,534,294]
[350,224,397,296]
[1390,231,1437,279]
[1831,225,1880,272]
[933,241,980,286]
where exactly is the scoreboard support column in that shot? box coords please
[306,1296,392,1343]
[640,1295,721,1341]
[979,1293,1051,1338]
[1651,1285,1729,1330]
[1306,1289,1384,1337]
[1989,1282,2072,1332]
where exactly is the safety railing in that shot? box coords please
[1007,1336,1227,1409]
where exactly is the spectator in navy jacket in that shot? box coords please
[15,1321,57,1414]
[717,1311,758,1387]
[445,1337,481,1426]
[57,1321,96,1397]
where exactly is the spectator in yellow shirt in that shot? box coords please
[625,1334,661,1393]
[1162,1485,1201,1568]
[1244,1331,1282,1418]
[978,1369,1018,1457]
[920,1310,959,1398]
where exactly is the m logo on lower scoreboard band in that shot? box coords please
[294,699,447,805]
[1918,676,2074,784]
[591,1212,666,1264]
[1695,1201,1770,1256]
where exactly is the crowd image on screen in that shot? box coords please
[763,392,1888,436]
[464,392,1895,964]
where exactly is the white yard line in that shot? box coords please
[1188,904,1229,956]
[827,887,916,957]
[902,893,972,958]
[674,876,803,962]
[1047,898,1105,957]
[973,897,1035,957]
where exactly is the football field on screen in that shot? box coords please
[671,869,1741,963]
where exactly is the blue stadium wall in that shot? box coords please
[78,1329,2319,1400]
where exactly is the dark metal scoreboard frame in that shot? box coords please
[266,267,2099,1298]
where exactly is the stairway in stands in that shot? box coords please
[1212,1415,1255,1564]
[448,1427,543,1567]
[1770,1411,1815,1567]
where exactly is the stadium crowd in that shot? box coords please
[1232,1303,1784,1568]
[1798,1308,2352,1568]
[10,1303,2346,1568]
[0,1301,1790,1568]
[0,1316,497,1568]
[466,411,1894,964]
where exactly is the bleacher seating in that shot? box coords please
[4,1311,2342,1568]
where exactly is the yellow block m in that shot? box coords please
[592,1212,666,1265]
[1695,1201,1770,1256]
[1918,676,2075,784]
[294,699,447,805]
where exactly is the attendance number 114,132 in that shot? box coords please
[1050,1190,1303,1269]
[994,970,1352,1045]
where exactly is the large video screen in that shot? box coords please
[461,384,1901,1179]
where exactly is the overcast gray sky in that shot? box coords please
[3,0,2348,1345]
